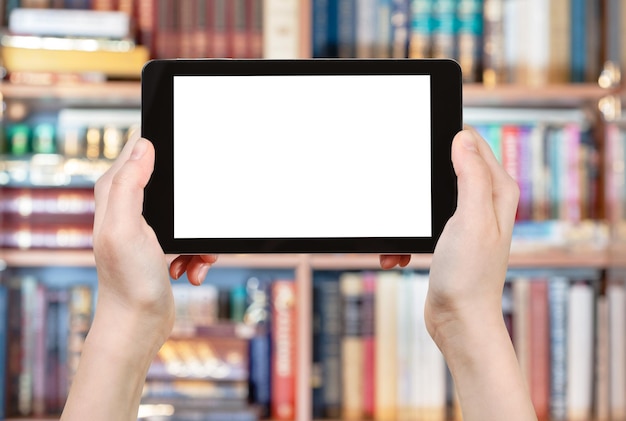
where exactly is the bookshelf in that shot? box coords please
[0,0,625,420]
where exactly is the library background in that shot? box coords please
[0,0,625,420]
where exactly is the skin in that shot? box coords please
[61,129,536,421]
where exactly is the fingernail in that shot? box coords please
[461,131,478,152]
[130,138,147,160]
[196,265,210,285]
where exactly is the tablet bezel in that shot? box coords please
[141,59,461,254]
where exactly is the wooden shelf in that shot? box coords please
[463,83,616,107]
[0,249,611,269]
[0,80,141,105]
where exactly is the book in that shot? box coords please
[529,279,550,420]
[430,0,456,59]
[408,0,433,59]
[337,0,356,58]
[548,277,569,420]
[361,271,376,418]
[315,274,342,418]
[340,271,364,419]
[375,271,399,420]
[271,280,297,420]
[374,0,392,58]
[1,34,149,78]
[355,0,377,58]
[595,292,609,421]
[481,0,504,85]
[0,284,8,420]
[548,0,571,83]
[390,0,410,58]
[312,0,332,58]
[566,281,595,421]
[67,284,93,389]
[456,0,483,82]
[608,282,626,420]
[263,0,301,59]
[8,7,132,39]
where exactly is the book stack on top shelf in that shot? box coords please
[1,6,149,82]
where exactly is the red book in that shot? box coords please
[247,0,263,58]
[529,280,550,421]
[211,0,229,57]
[271,280,297,420]
[229,0,248,58]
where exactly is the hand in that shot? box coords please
[425,128,518,344]
[92,136,217,348]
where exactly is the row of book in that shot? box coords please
[0,276,94,418]
[3,0,624,85]
[0,187,94,249]
[4,267,626,420]
[1,108,140,160]
[468,109,600,222]
[312,269,624,421]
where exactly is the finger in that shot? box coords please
[185,255,217,286]
[467,127,520,236]
[451,130,498,228]
[93,132,142,235]
[103,138,155,234]
[379,254,411,269]
[170,255,194,279]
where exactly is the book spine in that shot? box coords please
[178,0,194,58]
[529,279,550,421]
[569,0,586,82]
[375,271,398,421]
[311,279,324,418]
[263,0,300,59]
[390,0,410,58]
[548,276,569,421]
[19,276,38,416]
[548,0,571,83]
[516,125,533,221]
[375,0,392,58]
[319,276,342,418]
[337,0,356,58]
[431,0,457,59]
[565,123,581,223]
[271,280,297,420]
[5,279,22,417]
[340,272,364,420]
[608,283,626,419]
[481,0,504,85]
[247,0,263,58]
[312,0,331,58]
[408,0,432,59]
[32,283,47,416]
[192,0,209,58]
[566,281,594,421]
[361,272,376,418]
[247,279,271,418]
[595,292,610,421]
[356,0,377,58]
[232,0,250,58]
[396,272,413,419]
[456,0,483,83]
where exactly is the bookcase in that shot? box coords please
[1,0,626,421]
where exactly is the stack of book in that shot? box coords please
[1,7,149,81]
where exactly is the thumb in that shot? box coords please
[104,138,155,231]
[451,130,496,223]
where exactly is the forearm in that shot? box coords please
[435,310,537,421]
[61,307,163,421]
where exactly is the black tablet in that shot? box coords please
[141,59,461,254]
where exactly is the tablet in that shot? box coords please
[141,59,461,254]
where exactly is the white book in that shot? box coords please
[375,271,399,421]
[608,283,626,420]
[356,0,377,58]
[524,0,549,85]
[566,282,595,421]
[263,0,301,59]
[9,8,131,39]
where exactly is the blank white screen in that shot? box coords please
[173,74,431,238]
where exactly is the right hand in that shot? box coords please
[425,128,519,348]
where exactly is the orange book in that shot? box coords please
[271,280,297,420]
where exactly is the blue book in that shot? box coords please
[570,0,586,82]
[316,274,342,417]
[409,0,433,58]
[312,0,332,57]
[456,0,483,81]
[431,0,457,58]
[337,0,357,57]
[548,276,569,420]
[391,0,411,58]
